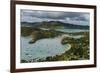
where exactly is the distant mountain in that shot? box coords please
[21,22,41,27]
[21,21,89,29]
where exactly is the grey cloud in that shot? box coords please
[21,9,89,21]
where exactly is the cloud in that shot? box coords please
[21,10,67,19]
[21,9,90,25]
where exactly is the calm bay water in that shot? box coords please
[21,36,71,61]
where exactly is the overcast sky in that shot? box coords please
[21,9,90,26]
